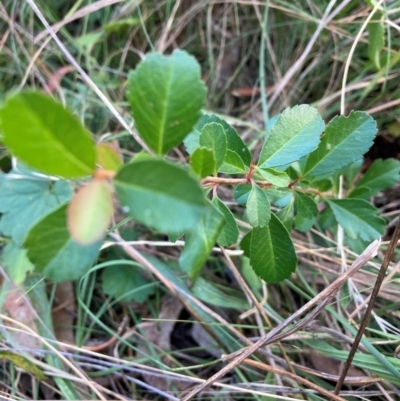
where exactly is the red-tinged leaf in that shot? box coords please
[96,143,123,171]
[68,180,114,245]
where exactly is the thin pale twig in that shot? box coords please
[25,0,153,154]
[181,239,380,401]
[109,232,254,349]
[34,0,125,43]
[242,359,347,401]
[221,247,297,390]
[0,314,108,401]
[334,219,400,395]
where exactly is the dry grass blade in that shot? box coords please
[221,246,301,391]
[340,0,386,115]
[34,0,126,43]
[269,0,352,108]
[334,219,400,395]
[109,232,253,347]
[25,0,153,154]
[242,359,347,401]
[0,314,108,400]
[181,239,380,401]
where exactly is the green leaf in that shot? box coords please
[246,184,271,227]
[241,214,297,282]
[367,11,384,70]
[219,150,247,174]
[265,188,293,208]
[179,204,225,281]
[276,202,294,232]
[199,123,227,171]
[294,191,318,219]
[190,147,216,178]
[102,263,155,303]
[96,143,122,171]
[169,232,183,243]
[343,159,364,187]
[192,277,249,309]
[303,112,377,177]
[212,196,239,246]
[114,159,207,234]
[127,50,206,154]
[256,167,290,187]
[222,122,251,166]
[234,184,252,205]
[241,257,262,292]
[265,187,293,208]
[24,204,101,282]
[319,207,336,230]
[104,18,140,34]
[294,214,315,232]
[67,180,114,245]
[184,113,251,166]
[0,172,72,246]
[240,231,252,258]
[294,191,318,232]
[349,158,400,199]
[266,114,280,135]
[0,91,96,178]
[258,105,325,168]
[2,241,35,284]
[0,351,45,380]
[327,199,386,241]
[310,177,333,192]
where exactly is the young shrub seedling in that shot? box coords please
[0,49,399,287]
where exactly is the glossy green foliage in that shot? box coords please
[184,113,251,171]
[349,159,400,199]
[246,184,271,227]
[114,159,207,234]
[258,105,325,168]
[241,214,297,282]
[2,241,34,284]
[0,92,96,178]
[179,203,225,281]
[294,191,318,232]
[327,199,386,241]
[220,150,247,174]
[303,111,377,177]
[256,167,290,187]
[0,171,72,245]
[127,50,206,154]
[24,204,102,282]
[190,147,216,178]
[0,48,396,287]
[199,123,227,172]
[212,196,239,246]
[234,184,252,205]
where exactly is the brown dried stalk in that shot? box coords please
[181,239,380,401]
[334,218,400,395]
